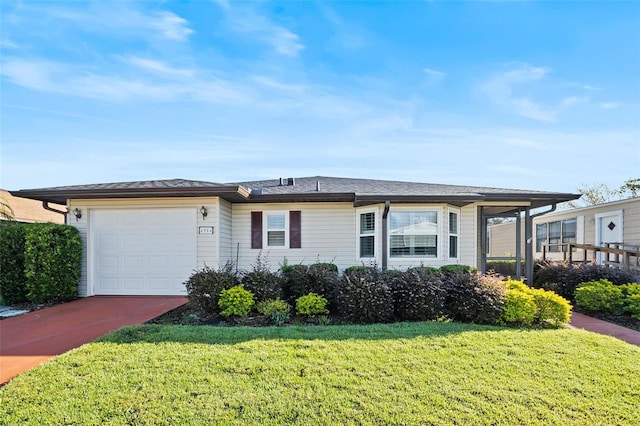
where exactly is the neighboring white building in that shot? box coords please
[489,197,640,264]
[12,176,579,296]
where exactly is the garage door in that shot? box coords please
[92,209,197,295]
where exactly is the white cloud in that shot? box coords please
[562,96,589,106]
[150,11,194,41]
[424,67,446,79]
[479,64,555,122]
[125,56,193,78]
[219,4,305,57]
[600,102,621,109]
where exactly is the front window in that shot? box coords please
[390,211,438,257]
[266,213,287,247]
[562,218,577,246]
[548,221,561,252]
[359,212,375,258]
[536,223,547,252]
[449,211,459,258]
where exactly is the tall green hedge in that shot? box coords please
[0,222,82,304]
[0,223,29,304]
[24,223,82,303]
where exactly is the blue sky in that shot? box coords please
[1,0,638,193]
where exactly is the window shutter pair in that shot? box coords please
[251,211,301,249]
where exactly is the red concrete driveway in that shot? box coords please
[0,296,187,385]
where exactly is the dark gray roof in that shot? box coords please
[11,176,580,209]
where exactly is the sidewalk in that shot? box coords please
[570,312,640,346]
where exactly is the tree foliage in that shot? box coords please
[567,178,639,208]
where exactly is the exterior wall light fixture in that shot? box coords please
[73,208,82,220]
[200,206,208,220]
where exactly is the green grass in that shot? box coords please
[1,322,639,425]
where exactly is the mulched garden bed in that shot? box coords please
[145,302,336,327]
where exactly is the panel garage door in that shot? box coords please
[92,209,197,295]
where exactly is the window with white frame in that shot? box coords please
[389,211,438,257]
[448,210,459,258]
[536,218,577,252]
[359,211,376,258]
[265,212,287,248]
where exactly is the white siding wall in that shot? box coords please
[459,204,477,267]
[67,210,88,297]
[197,199,219,269]
[218,199,233,265]
[232,202,356,272]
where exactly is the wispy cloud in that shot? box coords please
[600,102,621,109]
[479,64,555,122]
[214,2,304,57]
[149,11,194,41]
[125,56,193,78]
[423,67,446,85]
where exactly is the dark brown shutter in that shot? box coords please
[251,212,263,249]
[290,210,301,249]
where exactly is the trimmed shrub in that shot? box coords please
[441,272,505,325]
[336,267,394,324]
[486,260,523,277]
[529,288,572,326]
[218,286,255,317]
[0,223,29,304]
[295,293,329,317]
[24,223,81,304]
[500,290,536,326]
[390,268,446,322]
[241,254,282,302]
[281,263,339,307]
[503,279,572,326]
[185,263,238,315]
[534,262,640,299]
[574,279,626,315]
[257,298,291,326]
[440,264,477,275]
[625,293,640,320]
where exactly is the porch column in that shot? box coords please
[382,201,390,270]
[525,207,533,284]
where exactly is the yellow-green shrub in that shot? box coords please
[500,290,536,326]
[574,279,625,315]
[218,286,255,317]
[295,293,329,317]
[501,279,572,327]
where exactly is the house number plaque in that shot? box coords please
[199,226,214,235]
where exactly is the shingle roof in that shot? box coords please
[11,176,580,208]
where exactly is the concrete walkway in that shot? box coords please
[0,296,187,385]
[570,312,640,346]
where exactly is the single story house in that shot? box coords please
[12,176,579,296]
[488,197,640,265]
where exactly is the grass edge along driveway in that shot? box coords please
[1,322,639,425]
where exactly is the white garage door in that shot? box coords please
[92,209,197,295]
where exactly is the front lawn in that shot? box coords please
[1,322,639,425]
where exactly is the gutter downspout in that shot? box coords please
[42,201,68,222]
[525,203,557,284]
[382,201,390,270]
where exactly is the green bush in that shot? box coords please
[295,293,329,317]
[257,298,291,326]
[441,273,505,325]
[574,279,626,315]
[534,262,640,299]
[440,264,477,275]
[529,288,572,326]
[500,290,536,326]
[486,260,523,277]
[241,253,282,302]
[0,223,29,304]
[24,223,81,304]
[336,267,394,324]
[218,286,255,317]
[625,293,640,320]
[184,263,238,315]
[280,262,338,306]
[390,268,446,322]
[502,279,572,326]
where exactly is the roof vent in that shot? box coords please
[316,180,321,191]
[287,177,295,186]
[279,178,285,186]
